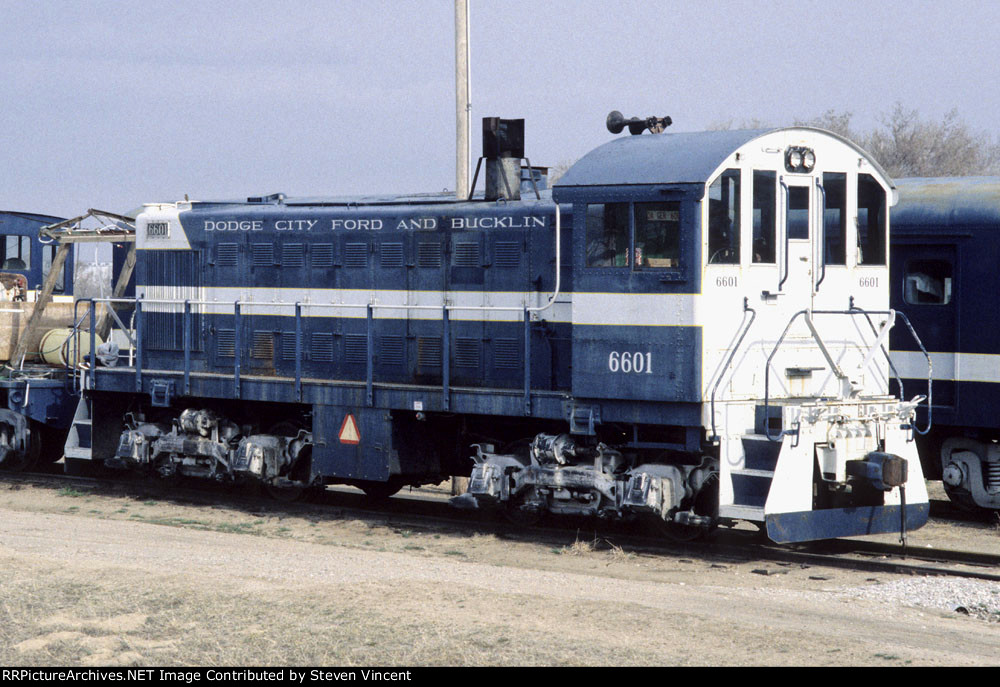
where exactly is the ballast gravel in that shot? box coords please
[841,578,1000,622]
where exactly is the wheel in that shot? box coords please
[359,478,403,501]
[501,491,543,527]
[654,467,719,542]
[942,484,987,513]
[262,420,312,500]
[0,424,41,472]
[264,483,308,502]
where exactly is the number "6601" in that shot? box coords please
[608,351,653,374]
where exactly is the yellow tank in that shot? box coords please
[39,328,105,366]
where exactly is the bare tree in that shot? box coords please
[798,104,1000,177]
[547,159,577,185]
[863,103,1000,177]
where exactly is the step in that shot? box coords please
[64,398,92,459]
[719,504,765,521]
[731,467,774,509]
[741,434,781,472]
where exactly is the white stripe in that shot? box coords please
[890,349,1000,384]
[572,292,698,327]
[136,286,573,323]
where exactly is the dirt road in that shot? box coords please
[1,481,998,666]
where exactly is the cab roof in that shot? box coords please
[553,127,894,192]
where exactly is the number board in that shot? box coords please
[147,221,170,239]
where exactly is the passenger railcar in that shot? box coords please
[890,177,1000,510]
[65,117,929,542]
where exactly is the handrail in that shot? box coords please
[709,297,756,442]
[778,176,790,291]
[850,305,933,436]
[762,307,931,441]
[815,179,827,292]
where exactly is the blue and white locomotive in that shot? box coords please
[890,177,1000,511]
[68,116,929,542]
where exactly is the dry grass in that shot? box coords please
[0,558,669,666]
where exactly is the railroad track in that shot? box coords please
[3,467,999,583]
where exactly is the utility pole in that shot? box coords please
[455,0,470,199]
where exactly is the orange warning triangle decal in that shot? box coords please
[339,413,361,445]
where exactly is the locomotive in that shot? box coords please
[46,115,929,542]
[890,177,1000,511]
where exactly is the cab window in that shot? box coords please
[585,203,629,267]
[752,171,776,263]
[586,201,681,269]
[707,169,740,264]
[787,187,809,240]
[634,201,680,268]
[1,236,30,270]
[858,173,886,265]
[41,245,65,293]
[823,173,847,265]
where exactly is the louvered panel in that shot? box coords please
[417,242,442,268]
[380,242,404,268]
[251,331,274,359]
[345,334,368,364]
[454,337,480,368]
[417,337,442,368]
[311,243,334,267]
[494,241,521,268]
[494,338,520,369]
[311,333,334,362]
[251,243,275,266]
[281,332,298,361]
[345,243,368,268]
[216,243,239,267]
[453,242,480,267]
[216,329,236,358]
[282,243,304,267]
[379,336,404,366]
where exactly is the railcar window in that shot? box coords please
[786,186,809,240]
[857,174,886,265]
[634,202,680,268]
[41,245,65,293]
[585,203,630,267]
[0,236,30,270]
[823,173,846,265]
[904,259,952,305]
[707,169,740,264]
[752,171,776,263]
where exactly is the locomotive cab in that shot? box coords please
[551,125,929,541]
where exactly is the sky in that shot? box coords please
[3,0,1000,219]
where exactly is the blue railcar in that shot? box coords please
[67,117,929,542]
[0,211,77,470]
[890,177,1000,510]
